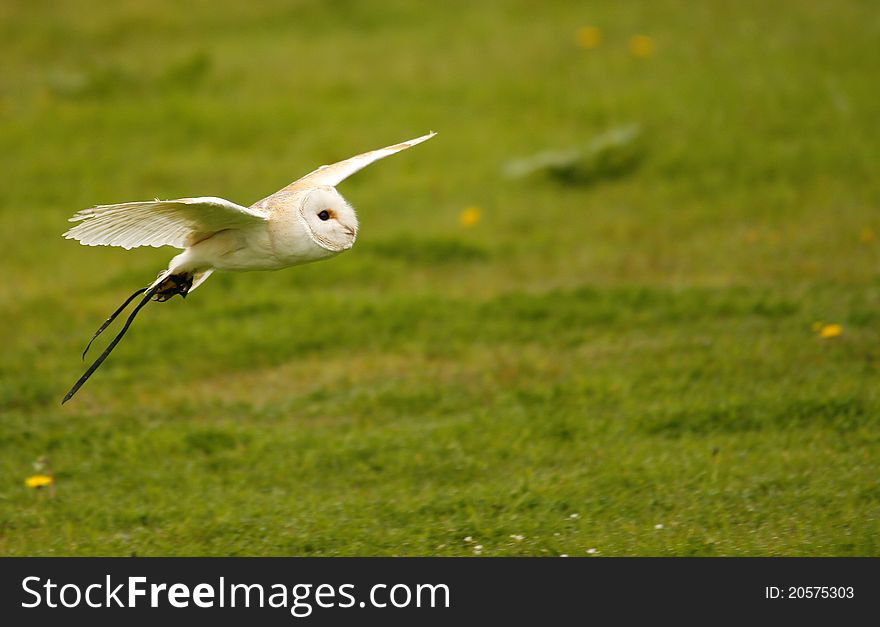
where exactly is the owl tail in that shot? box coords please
[62,268,211,404]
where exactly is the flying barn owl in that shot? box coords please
[61,132,436,403]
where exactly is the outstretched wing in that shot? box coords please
[63,196,269,250]
[285,132,436,191]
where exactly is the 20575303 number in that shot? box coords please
[765,586,854,599]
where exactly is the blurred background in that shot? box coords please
[1,0,878,555]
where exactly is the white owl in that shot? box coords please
[62,132,436,403]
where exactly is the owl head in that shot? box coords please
[285,132,435,256]
[299,186,358,253]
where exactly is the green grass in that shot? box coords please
[1,0,879,556]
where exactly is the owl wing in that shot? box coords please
[286,132,436,190]
[63,196,269,250]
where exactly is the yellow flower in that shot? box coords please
[25,475,54,489]
[630,34,656,58]
[818,323,842,339]
[860,227,875,244]
[459,206,481,227]
[576,26,602,49]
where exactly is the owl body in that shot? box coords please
[169,186,358,275]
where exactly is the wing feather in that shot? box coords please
[63,196,268,250]
[283,132,436,191]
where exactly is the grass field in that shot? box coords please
[1,0,878,556]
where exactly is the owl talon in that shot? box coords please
[151,272,194,301]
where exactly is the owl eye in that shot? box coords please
[317,210,330,221]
